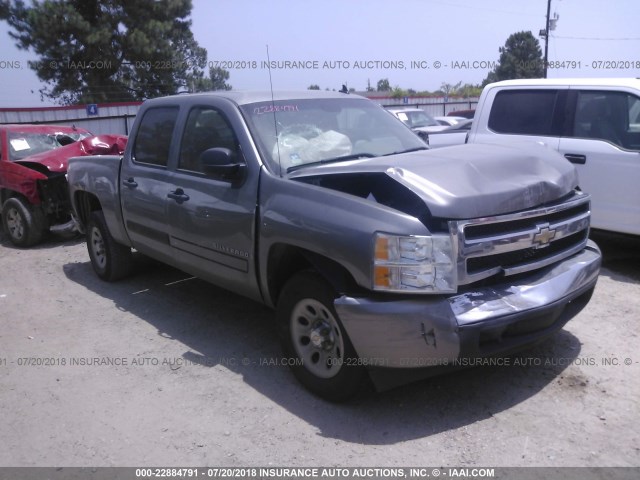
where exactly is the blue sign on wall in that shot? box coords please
[86,104,99,116]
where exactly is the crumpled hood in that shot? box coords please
[15,135,128,173]
[289,142,578,219]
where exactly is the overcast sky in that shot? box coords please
[1,0,639,107]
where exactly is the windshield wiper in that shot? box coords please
[286,153,375,173]
[382,146,429,156]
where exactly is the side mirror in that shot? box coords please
[199,148,246,186]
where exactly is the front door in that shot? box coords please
[559,89,640,235]
[166,105,261,301]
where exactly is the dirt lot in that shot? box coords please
[0,228,638,468]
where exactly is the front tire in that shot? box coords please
[276,271,368,401]
[86,211,132,281]
[1,197,47,247]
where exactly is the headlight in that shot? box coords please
[373,233,456,293]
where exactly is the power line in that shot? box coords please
[552,35,640,41]
[425,0,539,17]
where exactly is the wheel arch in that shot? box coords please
[266,243,361,307]
[1,189,26,209]
[73,190,103,230]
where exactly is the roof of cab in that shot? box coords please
[487,78,640,89]
[142,90,366,107]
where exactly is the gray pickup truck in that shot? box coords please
[67,91,601,401]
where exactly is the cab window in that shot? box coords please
[178,107,239,173]
[132,107,179,167]
[573,91,640,150]
[488,90,559,135]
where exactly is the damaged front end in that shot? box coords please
[37,172,77,235]
[2,134,127,243]
[287,143,601,391]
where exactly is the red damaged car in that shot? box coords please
[0,124,127,247]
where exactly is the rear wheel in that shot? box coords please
[1,197,47,247]
[86,210,132,281]
[276,271,368,401]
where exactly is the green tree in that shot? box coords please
[307,84,320,90]
[483,31,543,86]
[0,0,208,104]
[439,81,462,97]
[457,83,482,98]
[208,67,232,91]
[391,86,408,99]
[376,78,391,92]
[191,66,232,92]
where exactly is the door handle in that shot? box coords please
[167,189,190,203]
[564,153,586,165]
[122,178,138,188]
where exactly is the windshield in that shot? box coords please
[240,98,426,174]
[8,131,90,161]
[393,110,440,128]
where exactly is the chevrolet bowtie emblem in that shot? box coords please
[533,225,556,248]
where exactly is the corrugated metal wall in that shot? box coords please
[0,103,141,135]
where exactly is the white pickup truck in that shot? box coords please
[428,78,640,236]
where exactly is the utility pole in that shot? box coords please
[539,0,558,78]
[544,0,551,77]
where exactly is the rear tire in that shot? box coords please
[276,271,368,401]
[86,211,132,281]
[1,197,47,247]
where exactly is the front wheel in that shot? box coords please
[276,271,368,401]
[86,211,132,281]
[1,197,47,247]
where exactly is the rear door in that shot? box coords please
[120,105,180,264]
[559,89,640,235]
[472,87,567,150]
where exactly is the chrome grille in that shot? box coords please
[450,191,591,285]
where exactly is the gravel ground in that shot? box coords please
[0,228,638,468]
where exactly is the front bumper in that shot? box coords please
[334,241,601,389]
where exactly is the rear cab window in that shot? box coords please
[488,89,562,136]
[132,107,179,167]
